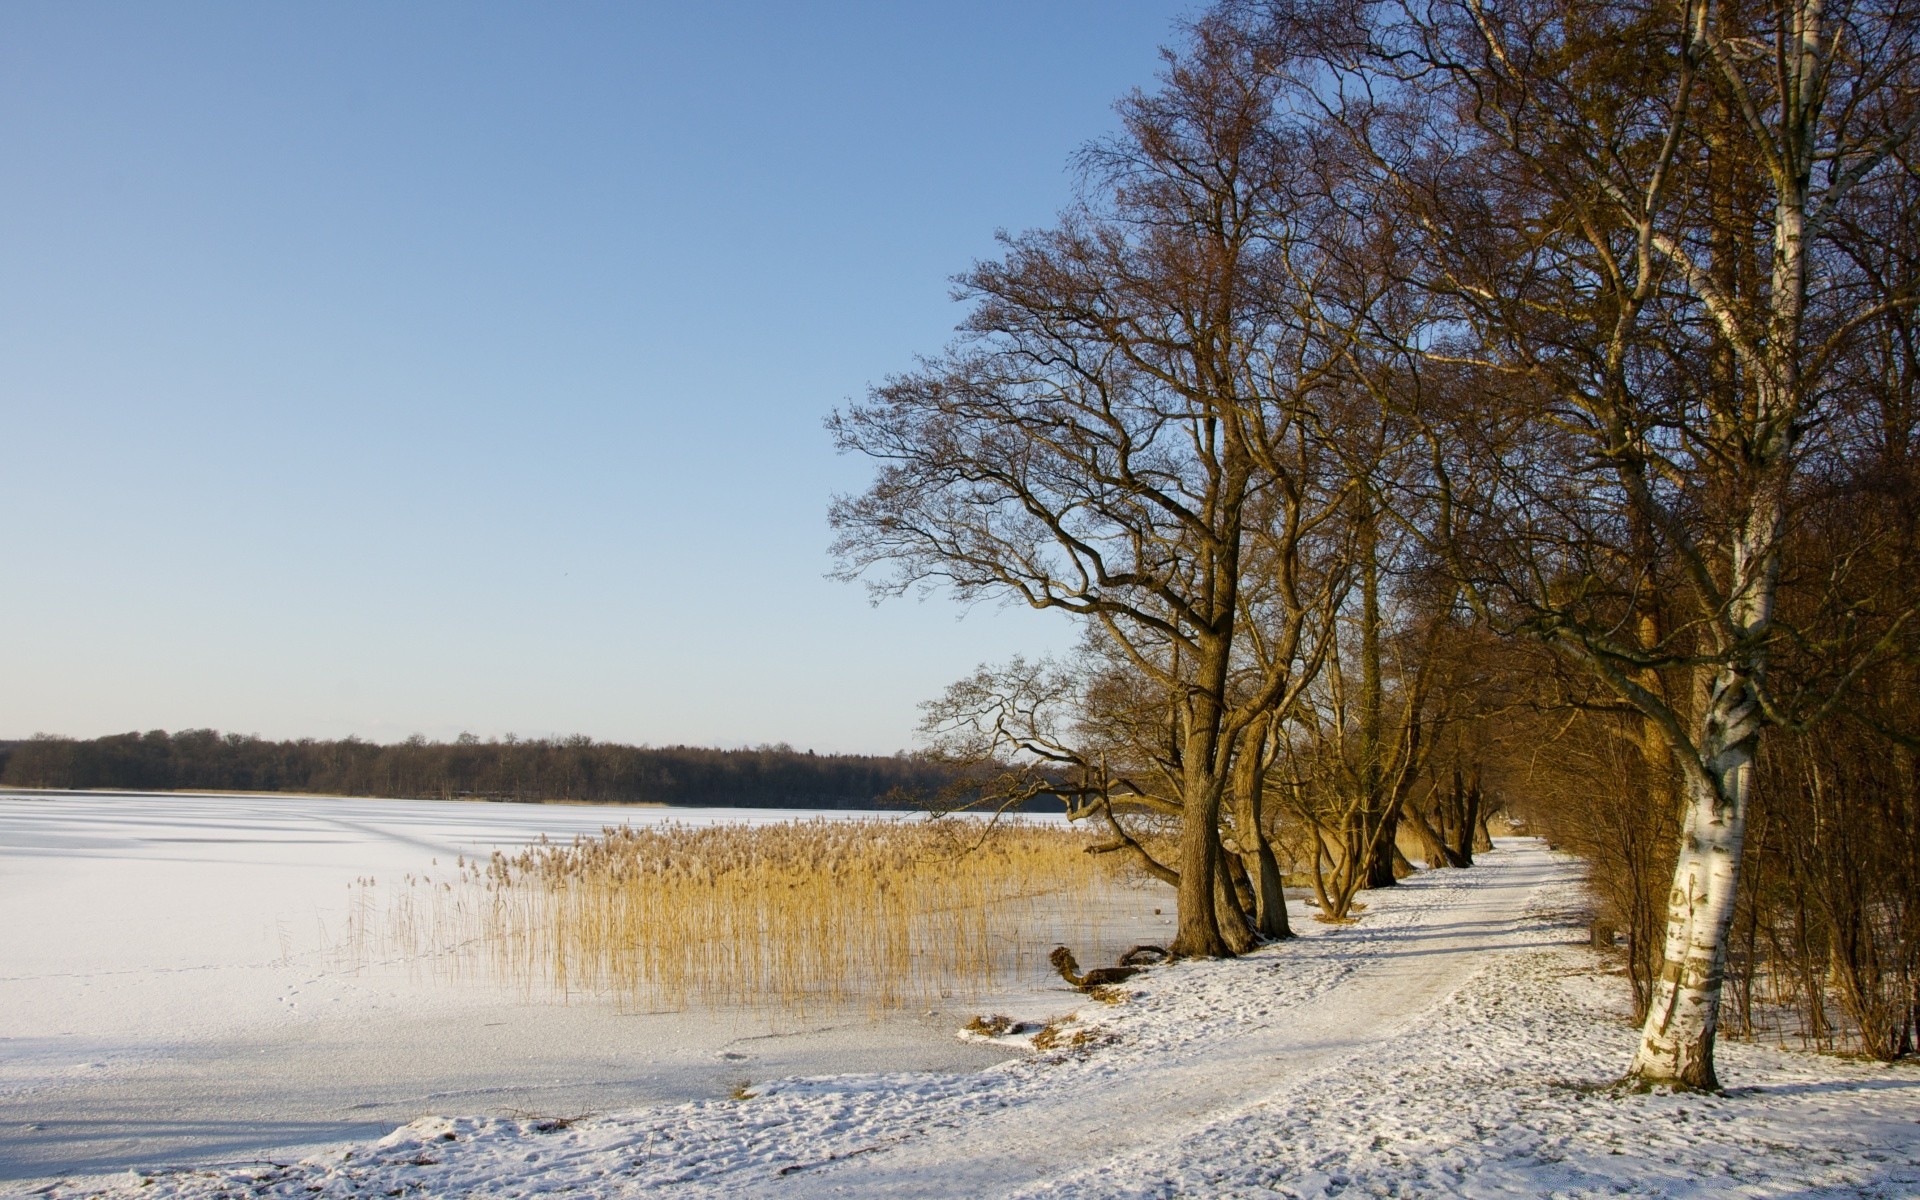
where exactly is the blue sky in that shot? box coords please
[0,2,1192,753]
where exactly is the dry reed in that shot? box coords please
[355,817,1130,1016]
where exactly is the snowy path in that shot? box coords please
[808,845,1560,1196]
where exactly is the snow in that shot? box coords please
[0,788,915,1075]
[10,832,1915,1198]
[0,790,1166,1181]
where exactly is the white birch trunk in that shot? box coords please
[1628,719,1751,1090]
[1630,558,1770,1089]
[1628,0,1810,1080]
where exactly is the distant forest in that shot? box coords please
[0,730,963,809]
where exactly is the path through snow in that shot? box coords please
[805,838,1560,1196]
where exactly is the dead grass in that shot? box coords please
[963,1013,1028,1037]
[358,817,1126,1017]
[1030,1014,1117,1053]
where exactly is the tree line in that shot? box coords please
[0,730,957,809]
[829,0,1919,1086]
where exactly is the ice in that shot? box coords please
[1,789,937,1088]
[0,790,1162,1181]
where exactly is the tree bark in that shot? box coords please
[1472,808,1493,855]
[1355,493,1400,890]
[1365,809,1402,888]
[1231,716,1294,939]
[1174,757,1231,957]
[1391,842,1417,879]
[1214,841,1257,954]
[1458,765,1483,864]
[1244,836,1292,938]
[1629,669,1759,1090]
[1407,800,1452,869]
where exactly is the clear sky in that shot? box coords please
[0,1,1194,754]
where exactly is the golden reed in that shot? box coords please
[360,817,1125,1016]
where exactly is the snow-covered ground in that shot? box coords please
[0,790,1166,1182]
[13,837,1915,1198]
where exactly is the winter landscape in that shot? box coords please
[0,790,1159,1183]
[8,0,1920,1196]
[3,793,1915,1197]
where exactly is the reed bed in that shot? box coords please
[353,817,1131,1016]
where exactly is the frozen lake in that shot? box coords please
[0,790,1172,1182]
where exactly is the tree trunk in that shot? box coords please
[1243,838,1291,938]
[1366,808,1402,887]
[1407,801,1452,869]
[1629,672,1757,1091]
[1391,842,1417,879]
[1171,621,1239,958]
[1173,766,1231,957]
[1458,765,1483,864]
[1224,845,1257,916]
[1231,717,1293,939]
[1214,842,1257,954]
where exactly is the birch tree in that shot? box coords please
[1247,0,1919,1086]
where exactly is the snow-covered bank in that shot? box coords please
[19,840,1913,1198]
[0,791,1164,1181]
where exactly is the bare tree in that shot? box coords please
[831,24,1370,955]
[1248,0,1920,1086]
